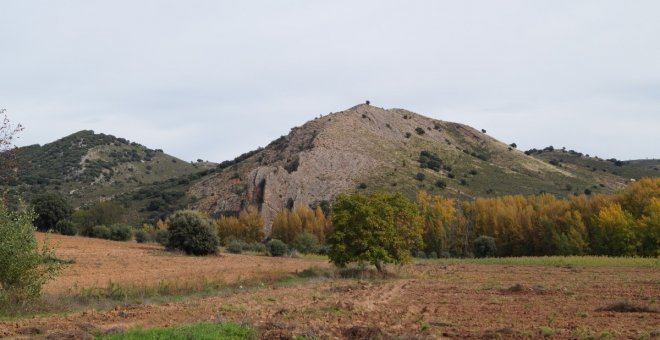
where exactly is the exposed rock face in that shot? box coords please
[189,104,623,232]
[190,104,385,233]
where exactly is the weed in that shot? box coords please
[95,321,255,339]
[539,326,554,337]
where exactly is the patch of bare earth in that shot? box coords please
[2,236,658,339]
[34,233,329,295]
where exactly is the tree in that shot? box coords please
[167,210,219,255]
[591,203,639,256]
[473,235,497,257]
[0,202,62,304]
[0,109,23,185]
[237,206,265,242]
[32,193,72,232]
[328,192,422,272]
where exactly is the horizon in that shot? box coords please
[10,104,660,163]
[2,1,659,162]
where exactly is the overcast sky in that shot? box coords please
[1,1,658,162]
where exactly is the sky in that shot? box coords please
[1,1,659,162]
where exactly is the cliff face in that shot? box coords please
[189,104,630,232]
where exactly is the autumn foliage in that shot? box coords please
[415,177,659,257]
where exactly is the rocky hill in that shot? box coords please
[1,130,212,208]
[3,105,657,228]
[188,104,659,232]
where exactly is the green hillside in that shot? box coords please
[1,130,208,209]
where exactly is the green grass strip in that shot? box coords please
[96,322,255,340]
[420,256,659,267]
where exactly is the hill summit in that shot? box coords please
[190,104,654,230]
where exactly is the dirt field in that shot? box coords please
[0,235,658,339]
[36,233,330,294]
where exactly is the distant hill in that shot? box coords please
[3,105,657,228]
[1,130,213,209]
[188,104,659,231]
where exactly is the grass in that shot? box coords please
[0,267,332,320]
[420,256,659,268]
[96,321,255,340]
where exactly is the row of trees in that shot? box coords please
[326,178,657,271]
[30,177,659,261]
[416,177,659,258]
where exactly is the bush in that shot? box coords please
[167,210,219,255]
[291,232,320,254]
[154,230,170,247]
[0,203,61,304]
[415,127,425,135]
[474,235,497,258]
[109,224,132,241]
[415,172,426,181]
[226,240,245,254]
[267,239,288,257]
[428,251,438,259]
[134,229,151,243]
[90,225,111,239]
[31,193,72,232]
[55,220,77,236]
[435,180,447,189]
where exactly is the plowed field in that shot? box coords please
[0,234,658,339]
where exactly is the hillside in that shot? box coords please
[1,130,211,208]
[188,104,659,231]
[3,105,657,228]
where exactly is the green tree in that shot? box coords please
[473,235,497,258]
[0,202,61,304]
[328,192,423,272]
[31,193,72,232]
[167,210,219,256]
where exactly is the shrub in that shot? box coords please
[154,230,170,247]
[428,251,438,259]
[291,232,320,254]
[459,179,467,186]
[91,225,111,239]
[226,240,245,254]
[435,180,447,189]
[415,172,426,181]
[134,229,151,243]
[358,183,368,189]
[109,224,132,241]
[167,210,219,255]
[404,132,412,138]
[474,235,497,258]
[447,173,455,179]
[31,193,72,232]
[415,127,425,135]
[55,219,77,236]
[0,203,61,304]
[267,239,288,257]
